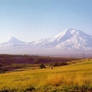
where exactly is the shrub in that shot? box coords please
[40,64,46,69]
[53,62,68,67]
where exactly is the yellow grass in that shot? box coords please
[0,59,92,92]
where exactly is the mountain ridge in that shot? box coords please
[0,28,92,56]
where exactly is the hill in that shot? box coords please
[0,54,76,72]
[0,58,92,92]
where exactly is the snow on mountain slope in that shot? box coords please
[0,28,92,55]
[55,28,92,49]
[0,37,26,47]
[8,37,24,44]
[30,28,92,49]
[29,31,66,48]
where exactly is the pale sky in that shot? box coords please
[0,0,92,43]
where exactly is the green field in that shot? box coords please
[0,59,92,92]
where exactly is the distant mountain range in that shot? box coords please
[0,28,92,57]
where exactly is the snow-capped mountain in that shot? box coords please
[54,28,92,49]
[0,28,92,56]
[30,28,92,49]
[8,37,24,44]
[0,37,27,48]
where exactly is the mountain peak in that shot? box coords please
[0,28,92,55]
[10,36,18,40]
[8,37,24,43]
[66,28,81,34]
[54,28,81,41]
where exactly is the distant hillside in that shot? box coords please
[0,54,75,64]
[0,54,77,72]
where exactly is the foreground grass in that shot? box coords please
[0,59,92,92]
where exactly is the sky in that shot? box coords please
[0,0,92,43]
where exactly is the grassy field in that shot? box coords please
[0,59,92,92]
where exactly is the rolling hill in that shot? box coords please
[0,58,92,92]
